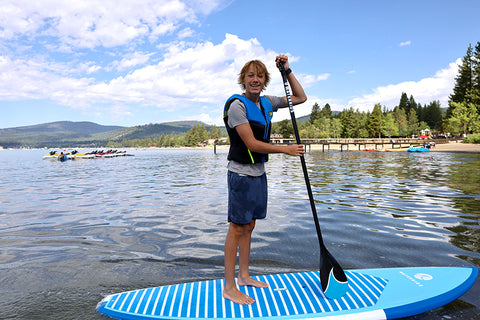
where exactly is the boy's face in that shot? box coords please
[243,65,265,95]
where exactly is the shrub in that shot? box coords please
[464,133,480,144]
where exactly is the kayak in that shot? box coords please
[43,149,133,160]
[407,146,430,152]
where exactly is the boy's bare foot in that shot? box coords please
[238,276,269,288]
[223,287,255,305]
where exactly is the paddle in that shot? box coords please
[277,60,348,299]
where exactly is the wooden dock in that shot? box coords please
[270,138,448,152]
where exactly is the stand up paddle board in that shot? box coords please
[97,266,477,320]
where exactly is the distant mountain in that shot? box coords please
[0,120,212,148]
[0,121,124,135]
[115,121,209,140]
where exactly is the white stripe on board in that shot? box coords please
[117,292,131,311]
[251,277,263,318]
[296,272,326,313]
[159,285,171,315]
[348,273,375,305]
[304,272,334,312]
[177,282,187,317]
[168,284,180,317]
[220,279,226,318]
[186,282,194,318]
[204,279,209,317]
[284,273,308,314]
[127,290,140,313]
[270,273,291,315]
[151,286,164,316]
[291,273,319,313]
[262,275,280,316]
[141,288,154,315]
[195,281,202,318]
[277,273,299,314]
[213,279,218,318]
[133,289,147,314]
[345,291,360,309]
[358,272,387,297]
[351,272,380,300]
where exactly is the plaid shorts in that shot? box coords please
[227,171,268,225]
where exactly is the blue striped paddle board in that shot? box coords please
[97,266,477,320]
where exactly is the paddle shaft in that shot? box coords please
[277,61,326,249]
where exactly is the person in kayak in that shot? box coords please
[223,54,307,305]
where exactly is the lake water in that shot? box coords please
[0,148,479,320]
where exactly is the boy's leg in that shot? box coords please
[237,220,268,288]
[223,222,255,305]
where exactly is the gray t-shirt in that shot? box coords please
[227,94,285,176]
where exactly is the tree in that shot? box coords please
[423,101,443,131]
[354,111,369,138]
[399,92,409,110]
[314,117,331,138]
[446,42,480,129]
[320,103,332,118]
[406,95,417,116]
[185,124,208,146]
[407,108,419,136]
[208,124,222,139]
[340,108,356,138]
[450,44,474,105]
[367,103,383,138]
[382,113,398,138]
[472,41,480,106]
[445,101,480,134]
[330,118,342,138]
[276,119,293,138]
[394,106,408,137]
[310,103,321,124]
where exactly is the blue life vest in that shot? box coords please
[223,94,273,164]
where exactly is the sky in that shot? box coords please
[1,0,479,129]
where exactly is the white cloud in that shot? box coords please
[0,0,202,49]
[0,32,324,124]
[347,59,460,111]
[111,52,153,71]
[399,41,412,47]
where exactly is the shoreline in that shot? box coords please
[4,142,478,153]
[206,142,480,153]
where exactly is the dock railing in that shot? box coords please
[270,138,451,152]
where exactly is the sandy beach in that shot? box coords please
[428,141,480,153]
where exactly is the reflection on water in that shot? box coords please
[0,149,479,319]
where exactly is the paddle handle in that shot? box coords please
[277,60,326,249]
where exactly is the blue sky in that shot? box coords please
[1,0,479,129]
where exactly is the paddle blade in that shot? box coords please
[320,249,348,299]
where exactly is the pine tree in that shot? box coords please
[340,108,356,138]
[472,41,480,106]
[367,103,383,138]
[449,44,474,105]
[382,113,399,138]
[310,103,321,124]
[446,42,480,129]
[407,108,419,136]
[394,107,408,137]
[406,95,417,115]
[320,103,332,118]
[398,92,409,110]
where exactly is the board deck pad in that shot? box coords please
[97,267,478,320]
